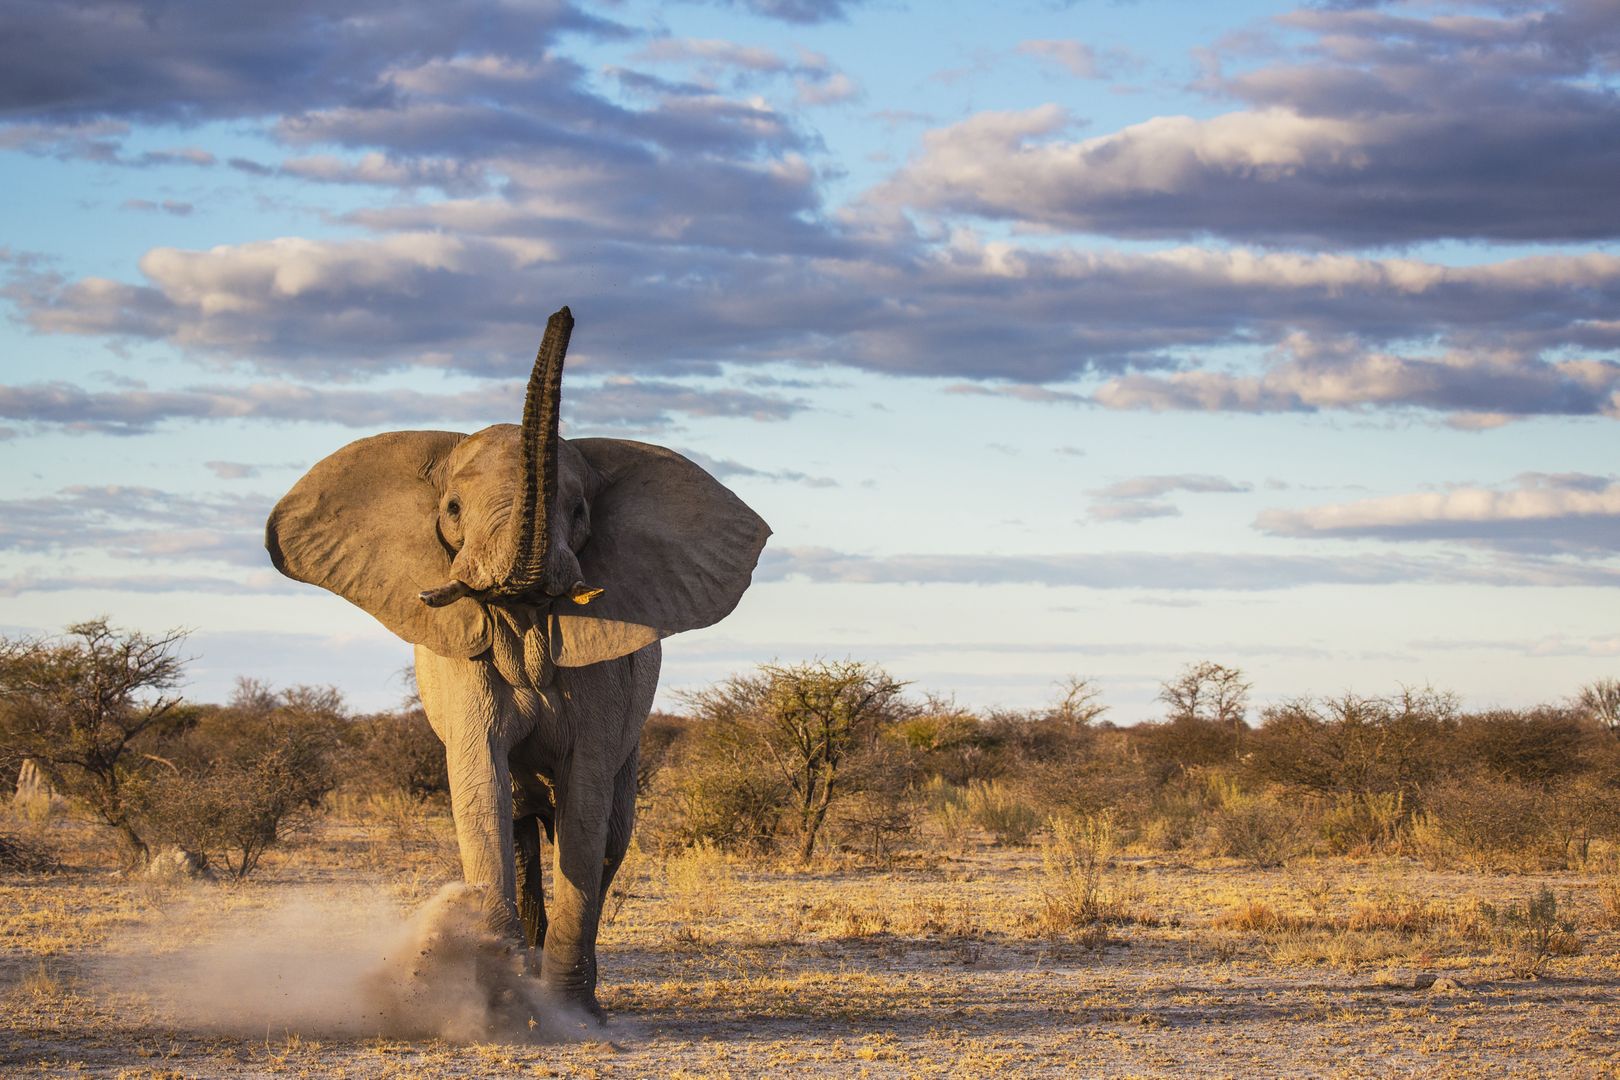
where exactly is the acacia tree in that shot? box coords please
[0,619,188,862]
[1577,678,1620,735]
[683,659,907,862]
[1159,661,1251,727]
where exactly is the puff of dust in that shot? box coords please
[103,883,600,1043]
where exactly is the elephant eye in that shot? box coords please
[446,497,461,518]
[572,501,587,522]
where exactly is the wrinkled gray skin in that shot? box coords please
[414,429,651,1010]
[266,314,770,1016]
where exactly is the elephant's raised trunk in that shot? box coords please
[493,305,572,598]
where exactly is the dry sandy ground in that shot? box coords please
[4,816,1620,1078]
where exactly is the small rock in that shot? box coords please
[145,846,213,880]
[1372,969,1437,990]
[1428,976,1467,993]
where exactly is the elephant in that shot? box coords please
[264,307,771,1015]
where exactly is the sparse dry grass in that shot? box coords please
[6,798,1620,1077]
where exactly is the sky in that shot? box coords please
[0,0,1616,722]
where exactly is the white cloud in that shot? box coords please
[1257,473,1620,556]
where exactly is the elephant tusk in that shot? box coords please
[568,582,605,606]
[420,581,474,607]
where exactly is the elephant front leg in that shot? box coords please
[444,727,524,942]
[416,645,532,944]
[539,647,659,1016]
[541,767,613,1014]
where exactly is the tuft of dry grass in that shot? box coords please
[1594,867,1620,929]
[1212,899,1313,934]
[963,781,1042,847]
[1035,812,1136,937]
[1479,887,1581,979]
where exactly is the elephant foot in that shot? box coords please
[535,986,607,1039]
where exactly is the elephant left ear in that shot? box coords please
[549,438,771,667]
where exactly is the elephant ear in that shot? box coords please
[550,438,771,667]
[266,430,492,659]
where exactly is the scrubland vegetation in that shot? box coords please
[6,620,1620,1075]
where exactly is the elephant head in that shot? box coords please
[265,307,772,668]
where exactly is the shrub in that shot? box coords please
[895,702,994,786]
[1204,780,1313,867]
[1133,717,1245,783]
[141,681,343,877]
[1316,791,1406,856]
[1407,772,1565,872]
[1247,691,1454,802]
[964,780,1042,846]
[340,706,448,799]
[1449,707,1597,786]
[1134,785,1209,852]
[678,660,908,862]
[637,711,688,795]
[1037,812,1126,934]
[0,831,59,873]
[1481,888,1581,978]
[1545,775,1620,866]
[651,739,790,854]
[826,739,919,862]
[1596,869,1620,929]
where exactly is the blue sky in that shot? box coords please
[1,0,1616,721]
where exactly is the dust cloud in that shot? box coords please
[102,883,598,1043]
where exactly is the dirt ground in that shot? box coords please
[4,808,1620,1078]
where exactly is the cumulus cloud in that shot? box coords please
[634,37,820,76]
[711,0,866,24]
[121,198,193,216]
[1016,39,1135,80]
[14,237,1620,401]
[0,2,824,256]
[1256,472,1620,556]
[761,545,1620,590]
[0,375,805,436]
[2,0,1617,433]
[1088,474,1253,523]
[631,37,859,107]
[679,450,837,487]
[0,1,624,125]
[0,485,271,565]
[1093,333,1620,426]
[278,153,489,194]
[880,3,1620,246]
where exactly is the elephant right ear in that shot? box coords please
[265,430,492,659]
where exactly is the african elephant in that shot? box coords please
[264,307,770,1014]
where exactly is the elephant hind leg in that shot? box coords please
[514,814,548,950]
